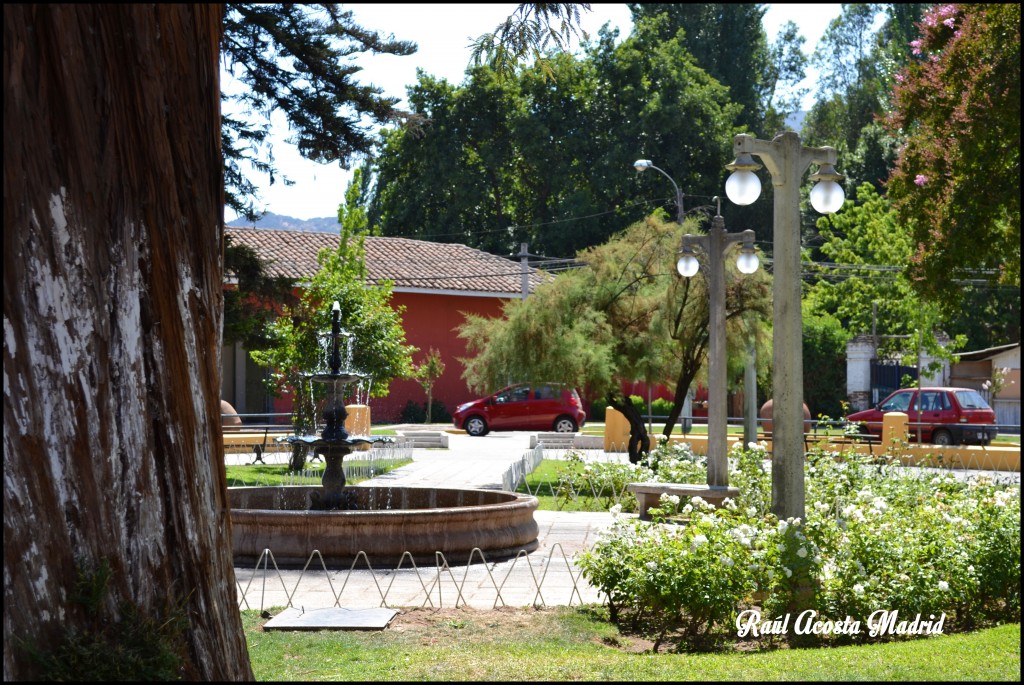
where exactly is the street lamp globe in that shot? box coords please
[809,178,845,214]
[736,246,760,274]
[725,152,763,206]
[724,169,761,206]
[676,250,699,277]
[808,162,846,214]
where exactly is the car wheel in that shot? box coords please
[465,416,488,436]
[932,428,954,446]
[553,416,577,433]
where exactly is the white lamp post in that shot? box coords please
[724,132,845,520]
[634,159,684,224]
[677,199,759,489]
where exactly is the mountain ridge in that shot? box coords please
[226,211,339,233]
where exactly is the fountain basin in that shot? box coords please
[229,486,539,568]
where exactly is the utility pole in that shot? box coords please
[518,242,530,300]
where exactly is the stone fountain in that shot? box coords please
[228,302,539,568]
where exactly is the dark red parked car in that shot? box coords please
[453,383,586,436]
[846,386,998,446]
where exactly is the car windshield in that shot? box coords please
[955,389,991,409]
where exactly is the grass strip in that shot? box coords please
[242,606,1020,681]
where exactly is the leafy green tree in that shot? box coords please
[412,348,447,424]
[802,5,887,161]
[628,4,774,133]
[801,305,850,420]
[885,3,1021,307]
[220,3,417,219]
[368,16,741,257]
[251,173,416,470]
[807,179,1018,353]
[458,213,771,463]
[805,182,919,347]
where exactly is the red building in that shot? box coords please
[221,227,546,423]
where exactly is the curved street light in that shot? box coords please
[634,159,684,224]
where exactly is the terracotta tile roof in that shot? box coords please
[225,227,548,296]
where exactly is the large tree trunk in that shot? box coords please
[663,365,700,440]
[4,5,253,680]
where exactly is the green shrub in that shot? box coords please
[553,451,653,512]
[400,399,451,424]
[576,443,1021,649]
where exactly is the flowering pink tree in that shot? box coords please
[885,3,1020,307]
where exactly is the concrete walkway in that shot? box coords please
[231,428,621,611]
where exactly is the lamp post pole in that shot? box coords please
[744,330,758,447]
[725,132,845,521]
[677,204,758,488]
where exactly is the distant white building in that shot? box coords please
[950,343,1020,430]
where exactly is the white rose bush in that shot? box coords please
[576,442,1020,650]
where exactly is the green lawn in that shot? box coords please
[242,607,1020,681]
[225,457,412,487]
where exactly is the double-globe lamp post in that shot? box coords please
[676,199,760,490]
[724,132,845,520]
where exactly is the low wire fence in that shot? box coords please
[235,544,604,613]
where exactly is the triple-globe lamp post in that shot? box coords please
[724,132,845,520]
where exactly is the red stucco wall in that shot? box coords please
[371,291,509,423]
[265,290,512,424]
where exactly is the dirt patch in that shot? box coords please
[386,606,543,631]
[380,607,743,654]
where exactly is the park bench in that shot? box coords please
[627,483,741,520]
[222,424,294,464]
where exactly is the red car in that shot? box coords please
[846,386,998,446]
[453,383,586,436]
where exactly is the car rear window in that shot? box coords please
[534,385,559,400]
[955,390,991,409]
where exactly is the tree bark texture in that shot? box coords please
[607,393,650,464]
[4,5,253,680]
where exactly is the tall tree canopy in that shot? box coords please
[807,181,1018,351]
[251,169,416,434]
[367,15,742,257]
[627,3,773,133]
[885,3,1021,307]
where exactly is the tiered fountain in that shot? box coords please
[228,302,539,568]
[284,301,388,511]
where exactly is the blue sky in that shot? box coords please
[224,4,848,222]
